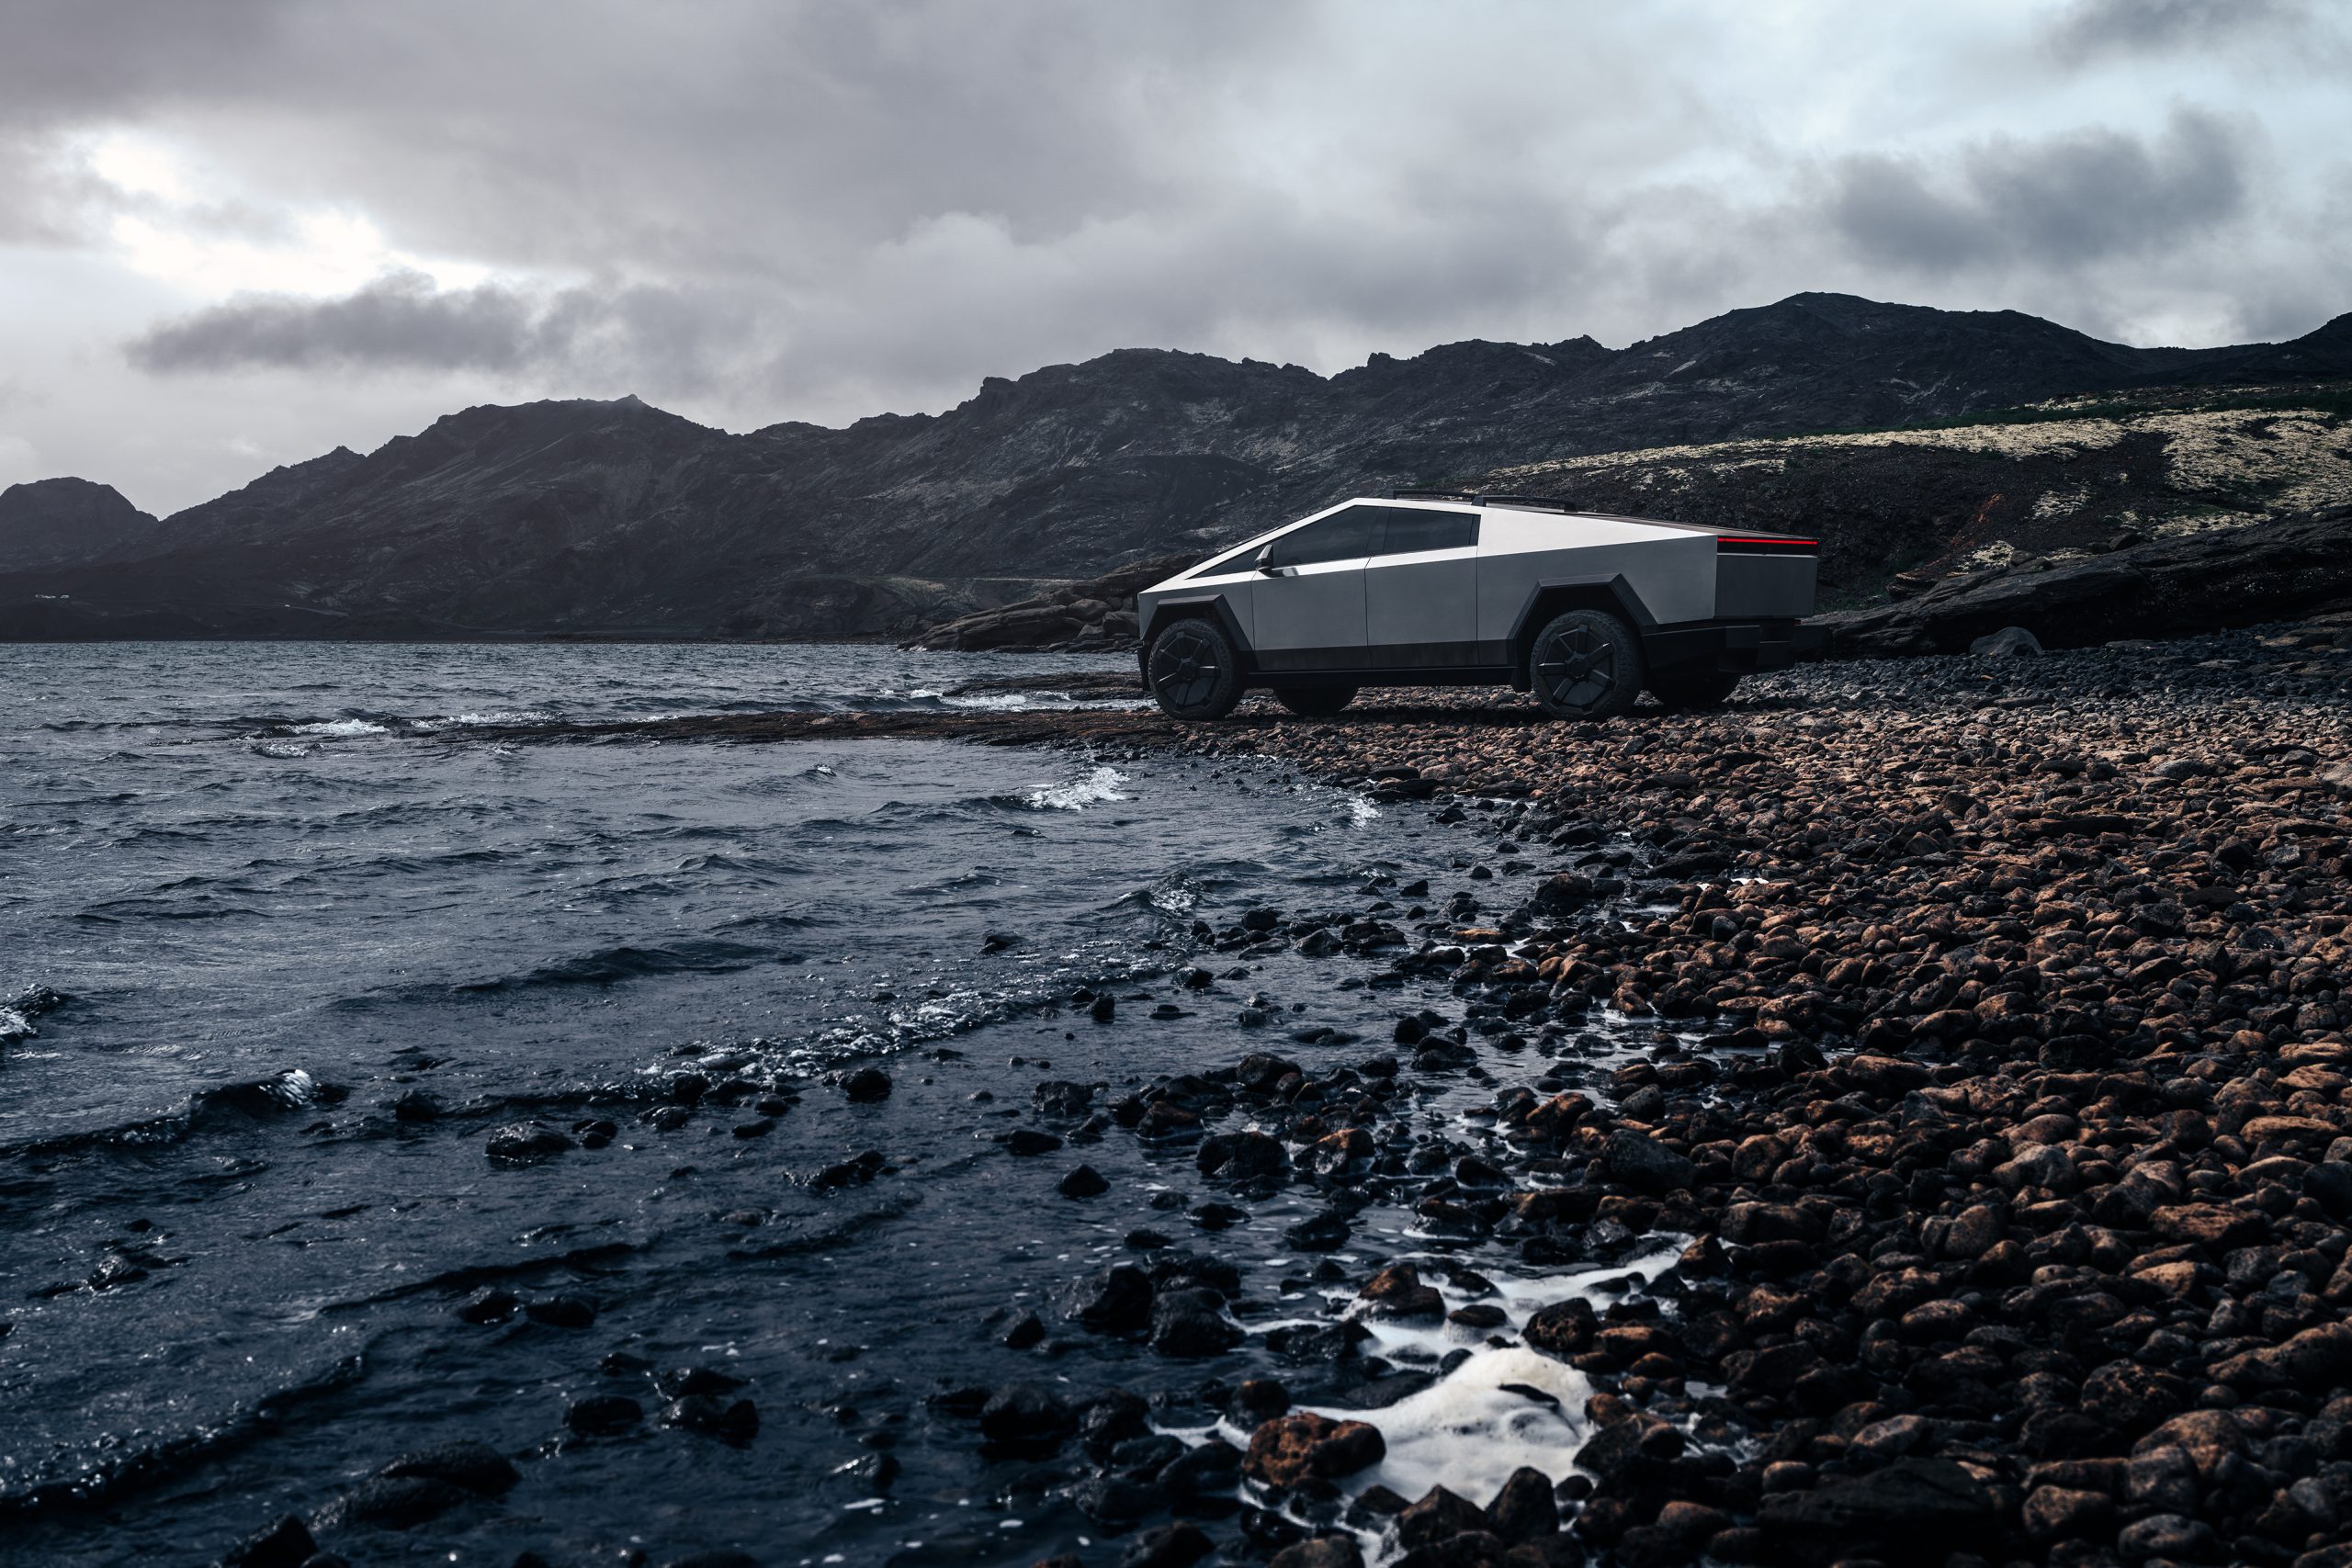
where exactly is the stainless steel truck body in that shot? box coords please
[1133,491,1819,720]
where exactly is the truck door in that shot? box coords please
[1364,505,1484,667]
[1250,506,1375,669]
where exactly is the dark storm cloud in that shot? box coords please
[125,270,749,387]
[2043,0,2315,63]
[1825,108,2250,275]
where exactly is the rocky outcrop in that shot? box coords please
[905,555,1190,650]
[6,293,2348,640]
[1812,503,2352,657]
[1477,384,2352,607]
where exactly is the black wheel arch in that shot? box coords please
[1506,577,1653,690]
[1137,594,1257,681]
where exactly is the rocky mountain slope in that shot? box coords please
[0,478,159,571]
[5,294,2348,640]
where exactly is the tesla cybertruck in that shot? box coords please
[1135,491,1821,720]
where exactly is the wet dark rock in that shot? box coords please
[564,1394,644,1436]
[1075,1473,1163,1526]
[484,1122,573,1164]
[1069,1263,1156,1330]
[1119,1521,1214,1568]
[1758,1457,2001,1559]
[1080,1389,1153,1454]
[1361,1263,1447,1321]
[1395,1484,1489,1549]
[523,1294,596,1329]
[1002,1312,1046,1348]
[1600,1129,1692,1196]
[220,1514,318,1568]
[1091,993,1118,1023]
[1149,1288,1244,1358]
[2021,1483,2115,1541]
[661,1393,759,1441]
[1005,1128,1063,1156]
[391,1089,442,1122]
[653,1365,745,1398]
[2079,1359,2188,1434]
[312,1475,473,1531]
[378,1439,520,1496]
[1162,1438,1244,1498]
[1235,1379,1292,1419]
[1244,1411,1386,1485]
[1268,1538,1365,1568]
[657,1553,762,1568]
[1112,1432,1186,1476]
[1485,1467,1559,1543]
[1285,1210,1351,1251]
[1059,1164,1109,1198]
[978,1382,1076,1447]
[1199,1129,1287,1180]
[841,1067,892,1102]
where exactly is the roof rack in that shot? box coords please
[1388,487,1578,514]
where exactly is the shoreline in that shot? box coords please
[460,626,2352,1567]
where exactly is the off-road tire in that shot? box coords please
[1273,685,1357,718]
[1147,618,1244,720]
[1530,608,1644,721]
[1647,670,1741,709]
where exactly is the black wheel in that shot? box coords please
[1530,608,1644,721]
[1273,685,1356,718]
[1648,671,1740,709]
[1147,618,1243,719]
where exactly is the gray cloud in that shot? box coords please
[125,270,751,389]
[1826,108,2250,275]
[2043,0,2315,63]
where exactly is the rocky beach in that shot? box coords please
[241,620,2352,1568]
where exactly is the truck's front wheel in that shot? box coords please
[1146,618,1244,719]
[1530,609,1644,721]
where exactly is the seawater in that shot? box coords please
[0,642,1629,1567]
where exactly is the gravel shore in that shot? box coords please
[465,626,2352,1568]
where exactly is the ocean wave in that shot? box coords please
[456,939,780,992]
[288,717,392,738]
[1024,763,1128,810]
[0,1068,319,1160]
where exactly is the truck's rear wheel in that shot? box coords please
[1274,685,1356,718]
[1648,671,1741,709]
[1146,618,1243,719]
[1530,609,1644,721]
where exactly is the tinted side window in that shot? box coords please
[1265,507,1378,568]
[1371,507,1477,556]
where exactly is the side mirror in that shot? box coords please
[1255,545,1280,575]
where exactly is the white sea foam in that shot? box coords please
[1235,1244,1683,1561]
[1026,764,1128,811]
[413,709,554,730]
[289,717,390,737]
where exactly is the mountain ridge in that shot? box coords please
[6,292,2350,640]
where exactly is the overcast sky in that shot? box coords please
[3,0,2346,515]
